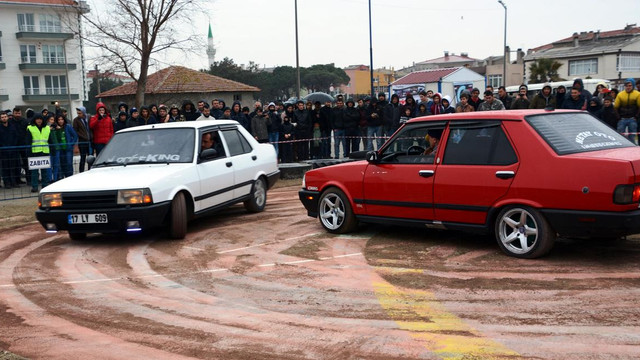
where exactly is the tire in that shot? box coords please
[318,187,357,234]
[244,178,267,213]
[169,192,188,239]
[68,232,87,241]
[494,205,555,258]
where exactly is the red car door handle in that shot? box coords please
[419,170,434,178]
[496,171,515,179]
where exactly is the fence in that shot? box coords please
[0,134,391,201]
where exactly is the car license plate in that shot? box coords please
[68,214,108,224]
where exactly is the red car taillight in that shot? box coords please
[613,184,640,204]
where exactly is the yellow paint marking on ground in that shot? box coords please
[373,273,520,360]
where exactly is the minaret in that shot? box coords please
[206,23,216,68]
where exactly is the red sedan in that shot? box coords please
[299,110,640,258]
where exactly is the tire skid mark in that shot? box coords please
[372,279,520,360]
[0,235,195,360]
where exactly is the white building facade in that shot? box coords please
[0,0,89,112]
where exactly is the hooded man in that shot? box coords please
[599,95,619,129]
[72,106,92,172]
[511,85,531,109]
[0,112,19,188]
[555,85,567,109]
[344,99,361,155]
[442,95,456,114]
[127,107,140,128]
[367,94,386,151]
[293,100,311,161]
[568,78,592,105]
[168,104,184,122]
[26,114,56,192]
[89,102,114,155]
[231,102,250,132]
[114,111,129,132]
[383,93,400,136]
[561,87,586,110]
[530,83,557,109]
[11,107,30,181]
[614,78,640,144]
[266,102,281,156]
[181,100,199,121]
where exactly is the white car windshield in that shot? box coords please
[94,128,195,166]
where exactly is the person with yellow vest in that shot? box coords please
[26,114,56,192]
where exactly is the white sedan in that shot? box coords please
[36,120,280,240]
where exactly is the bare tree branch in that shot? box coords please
[75,0,203,106]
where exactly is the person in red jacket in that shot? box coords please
[89,102,114,155]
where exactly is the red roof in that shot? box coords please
[531,26,640,52]
[98,66,260,98]
[392,68,459,86]
[0,0,75,5]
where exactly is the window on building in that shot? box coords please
[39,14,61,33]
[42,45,65,64]
[20,45,37,63]
[568,59,598,76]
[487,74,503,88]
[23,76,39,95]
[233,94,242,101]
[0,40,3,62]
[17,14,35,32]
[617,53,640,72]
[44,75,67,95]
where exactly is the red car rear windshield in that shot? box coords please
[525,112,634,155]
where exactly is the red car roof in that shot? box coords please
[407,109,585,124]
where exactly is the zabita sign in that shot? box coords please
[28,156,51,170]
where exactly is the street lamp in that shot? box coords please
[498,0,507,87]
[294,0,301,99]
[368,0,374,99]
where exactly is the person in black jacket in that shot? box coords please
[561,87,586,110]
[367,95,385,151]
[280,115,294,163]
[181,100,199,121]
[331,99,346,158]
[599,96,619,129]
[266,102,281,157]
[319,101,332,158]
[555,85,567,109]
[293,100,310,161]
[344,99,361,155]
[383,93,400,136]
[0,112,19,188]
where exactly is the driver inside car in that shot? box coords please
[423,128,443,155]
[201,132,225,158]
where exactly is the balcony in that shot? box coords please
[0,89,8,102]
[19,57,76,71]
[15,25,73,40]
[22,88,79,102]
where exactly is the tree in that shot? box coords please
[84,76,123,113]
[301,64,349,93]
[79,0,201,107]
[528,58,565,84]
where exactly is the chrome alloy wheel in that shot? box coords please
[497,208,539,255]
[319,193,346,230]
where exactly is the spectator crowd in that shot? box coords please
[1,77,640,192]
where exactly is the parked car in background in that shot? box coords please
[300,110,640,258]
[36,121,279,240]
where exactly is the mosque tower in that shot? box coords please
[206,23,216,68]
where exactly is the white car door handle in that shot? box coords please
[419,170,434,178]
[226,162,233,168]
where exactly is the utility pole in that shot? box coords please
[368,0,374,99]
[95,64,101,102]
[294,0,301,99]
[498,0,507,87]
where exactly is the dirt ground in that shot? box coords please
[1,184,639,359]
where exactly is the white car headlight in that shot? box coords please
[40,193,63,208]
[117,188,153,205]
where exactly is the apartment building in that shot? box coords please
[0,0,89,112]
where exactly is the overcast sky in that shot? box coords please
[87,0,640,72]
